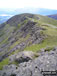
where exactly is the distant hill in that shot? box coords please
[48,14,57,20]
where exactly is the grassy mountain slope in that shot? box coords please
[25,15,57,51]
[0,13,57,69]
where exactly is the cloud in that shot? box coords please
[0,0,57,10]
[0,14,13,16]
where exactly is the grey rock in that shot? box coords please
[15,51,38,63]
[9,54,16,63]
[1,48,57,76]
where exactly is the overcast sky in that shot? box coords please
[0,0,57,10]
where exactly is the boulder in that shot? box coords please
[9,51,38,63]
[15,51,38,63]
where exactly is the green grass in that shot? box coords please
[10,49,20,55]
[0,58,9,70]
[37,15,57,26]
[11,61,19,65]
[0,37,8,45]
[24,37,56,52]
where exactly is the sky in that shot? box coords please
[0,0,57,16]
[0,0,57,10]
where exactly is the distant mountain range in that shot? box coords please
[48,14,57,20]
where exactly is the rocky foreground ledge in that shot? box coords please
[0,47,57,76]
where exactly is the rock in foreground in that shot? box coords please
[0,47,57,76]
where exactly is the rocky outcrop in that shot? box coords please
[0,19,45,62]
[9,51,38,63]
[0,47,57,76]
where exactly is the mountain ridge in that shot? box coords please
[0,13,57,71]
